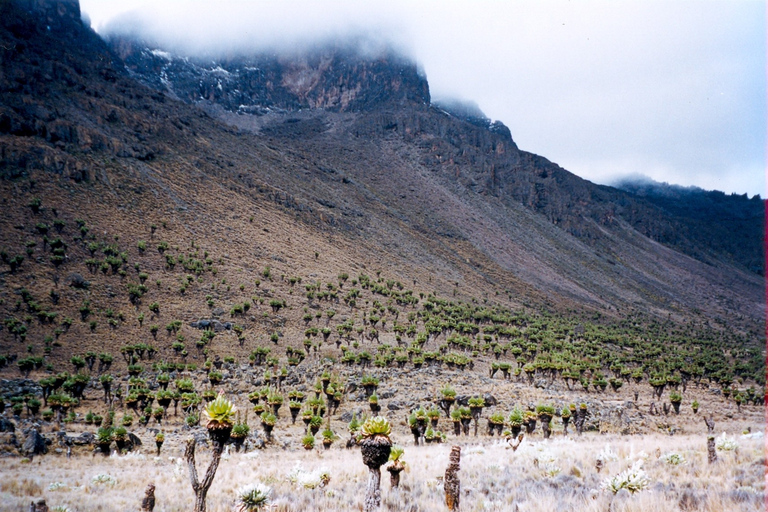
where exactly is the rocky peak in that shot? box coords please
[108,37,431,114]
[9,0,81,34]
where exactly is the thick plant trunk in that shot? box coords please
[540,415,552,439]
[387,465,403,488]
[185,438,225,512]
[445,446,461,511]
[707,436,717,464]
[364,467,382,512]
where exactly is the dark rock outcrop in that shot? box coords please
[22,428,47,456]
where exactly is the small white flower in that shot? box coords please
[48,482,67,491]
[660,451,686,465]
[542,462,562,477]
[602,460,650,495]
[715,432,738,451]
[597,445,618,463]
[91,474,117,486]
[235,482,271,511]
[288,462,330,489]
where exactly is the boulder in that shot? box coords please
[22,428,47,456]
[483,394,498,407]
[0,417,16,432]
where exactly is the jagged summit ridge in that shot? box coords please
[108,35,431,114]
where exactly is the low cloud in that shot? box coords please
[81,0,766,197]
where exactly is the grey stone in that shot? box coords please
[387,401,402,411]
[380,388,396,399]
[0,417,15,432]
[67,272,89,289]
[73,432,94,445]
[483,394,498,407]
[126,432,142,451]
[22,428,47,456]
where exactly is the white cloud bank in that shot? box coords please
[80,0,766,197]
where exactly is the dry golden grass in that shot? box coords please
[0,430,763,511]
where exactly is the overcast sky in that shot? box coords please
[80,0,766,197]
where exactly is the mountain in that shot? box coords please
[0,0,763,384]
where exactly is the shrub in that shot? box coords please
[235,483,271,511]
[602,460,650,495]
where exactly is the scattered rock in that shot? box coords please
[72,432,94,446]
[66,272,89,289]
[125,433,142,451]
[189,319,232,332]
[482,394,498,407]
[0,417,16,432]
[22,428,47,457]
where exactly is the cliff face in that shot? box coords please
[109,37,431,114]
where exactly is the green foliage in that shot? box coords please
[508,406,524,427]
[361,416,391,438]
[203,395,236,429]
[389,445,405,462]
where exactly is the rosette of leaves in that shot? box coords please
[155,431,164,455]
[288,390,306,402]
[468,397,485,415]
[523,409,538,434]
[408,413,424,445]
[459,406,472,435]
[321,426,336,449]
[112,426,128,452]
[450,408,462,436]
[156,389,174,409]
[426,407,440,428]
[236,483,272,512]
[424,426,436,443]
[181,393,201,413]
[247,390,261,405]
[288,401,302,424]
[488,411,505,436]
[96,427,112,455]
[301,408,313,426]
[360,374,379,397]
[669,391,683,414]
[386,445,406,488]
[302,431,315,450]
[536,404,555,438]
[175,378,194,393]
[368,392,380,413]
[309,415,323,435]
[267,392,283,417]
[208,371,223,385]
[691,400,699,414]
[508,407,524,437]
[260,411,276,428]
[203,395,237,444]
[359,416,392,511]
[157,373,171,389]
[561,405,572,434]
[231,415,250,451]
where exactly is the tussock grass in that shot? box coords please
[0,432,763,511]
